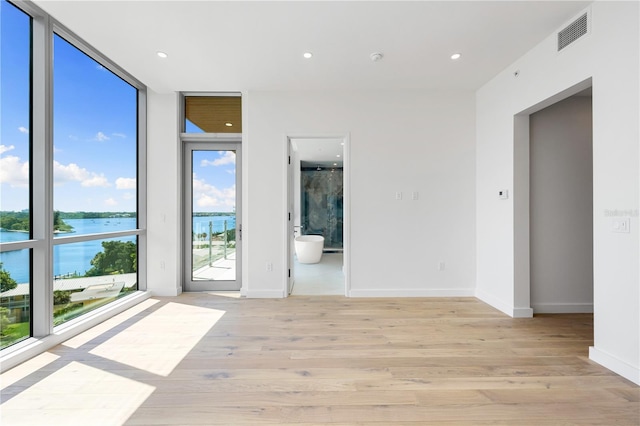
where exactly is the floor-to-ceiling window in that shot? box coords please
[0,0,32,348]
[0,0,146,350]
[51,34,140,325]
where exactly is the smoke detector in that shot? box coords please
[370,52,383,62]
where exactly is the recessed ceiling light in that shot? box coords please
[156,51,168,58]
[370,52,384,62]
[303,52,313,59]
[450,53,461,60]
[225,122,233,127]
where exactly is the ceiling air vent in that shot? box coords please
[558,12,589,51]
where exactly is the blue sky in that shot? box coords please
[1,0,235,213]
[192,150,236,213]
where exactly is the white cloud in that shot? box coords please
[112,133,127,138]
[0,144,16,155]
[53,161,111,187]
[18,126,29,134]
[54,161,90,183]
[81,174,109,187]
[200,151,235,167]
[93,132,110,142]
[104,198,118,206]
[192,173,235,209]
[115,177,136,189]
[0,155,29,187]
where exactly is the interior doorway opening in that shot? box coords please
[529,88,593,313]
[513,77,593,316]
[285,135,350,296]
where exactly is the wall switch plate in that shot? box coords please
[499,190,509,200]
[612,217,631,233]
[412,191,419,200]
[395,191,402,200]
[438,261,445,271]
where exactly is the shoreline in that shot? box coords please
[0,229,74,234]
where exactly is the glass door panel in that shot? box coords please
[184,143,241,291]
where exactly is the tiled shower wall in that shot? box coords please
[301,168,343,249]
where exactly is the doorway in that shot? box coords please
[183,141,242,291]
[513,78,593,314]
[285,135,350,296]
[529,89,593,313]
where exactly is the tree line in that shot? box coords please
[0,211,73,233]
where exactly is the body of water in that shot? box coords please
[0,215,235,284]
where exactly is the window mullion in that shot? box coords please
[30,13,54,337]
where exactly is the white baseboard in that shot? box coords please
[475,289,533,318]
[512,307,534,318]
[149,287,181,297]
[246,290,285,298]
[349,288,475,298]
[589,346,640,386]
[533,303,593,314]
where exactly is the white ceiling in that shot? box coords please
[33,1,591,94]
[291,138,344,166]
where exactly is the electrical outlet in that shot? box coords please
[438,261,445,271]
[395,191,402,200]
[266,262,273,272]
[612,217,630,233]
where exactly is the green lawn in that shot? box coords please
[0,321,30,349]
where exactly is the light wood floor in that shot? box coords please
[1,294,638,425]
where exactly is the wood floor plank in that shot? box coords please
[1,294,638,425]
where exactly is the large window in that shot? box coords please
[0,0,145,350]
[52,34,139,326]
[0,0,32,348]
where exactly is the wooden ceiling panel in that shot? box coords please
[185,96,242,133]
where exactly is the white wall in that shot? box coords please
[530,95,593,313]
[146,90,182,297]
[245,90,476,298]
[476,2,639,384]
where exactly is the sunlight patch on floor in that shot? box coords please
[0,352,60,391]
[62,299,160,349]
[89,302,225,376]
[0,361,155,425]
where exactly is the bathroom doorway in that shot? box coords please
[285,135,350,296]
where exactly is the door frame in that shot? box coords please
[284,134,351,297]
[512,77,592,316]
[183,136,242,291]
